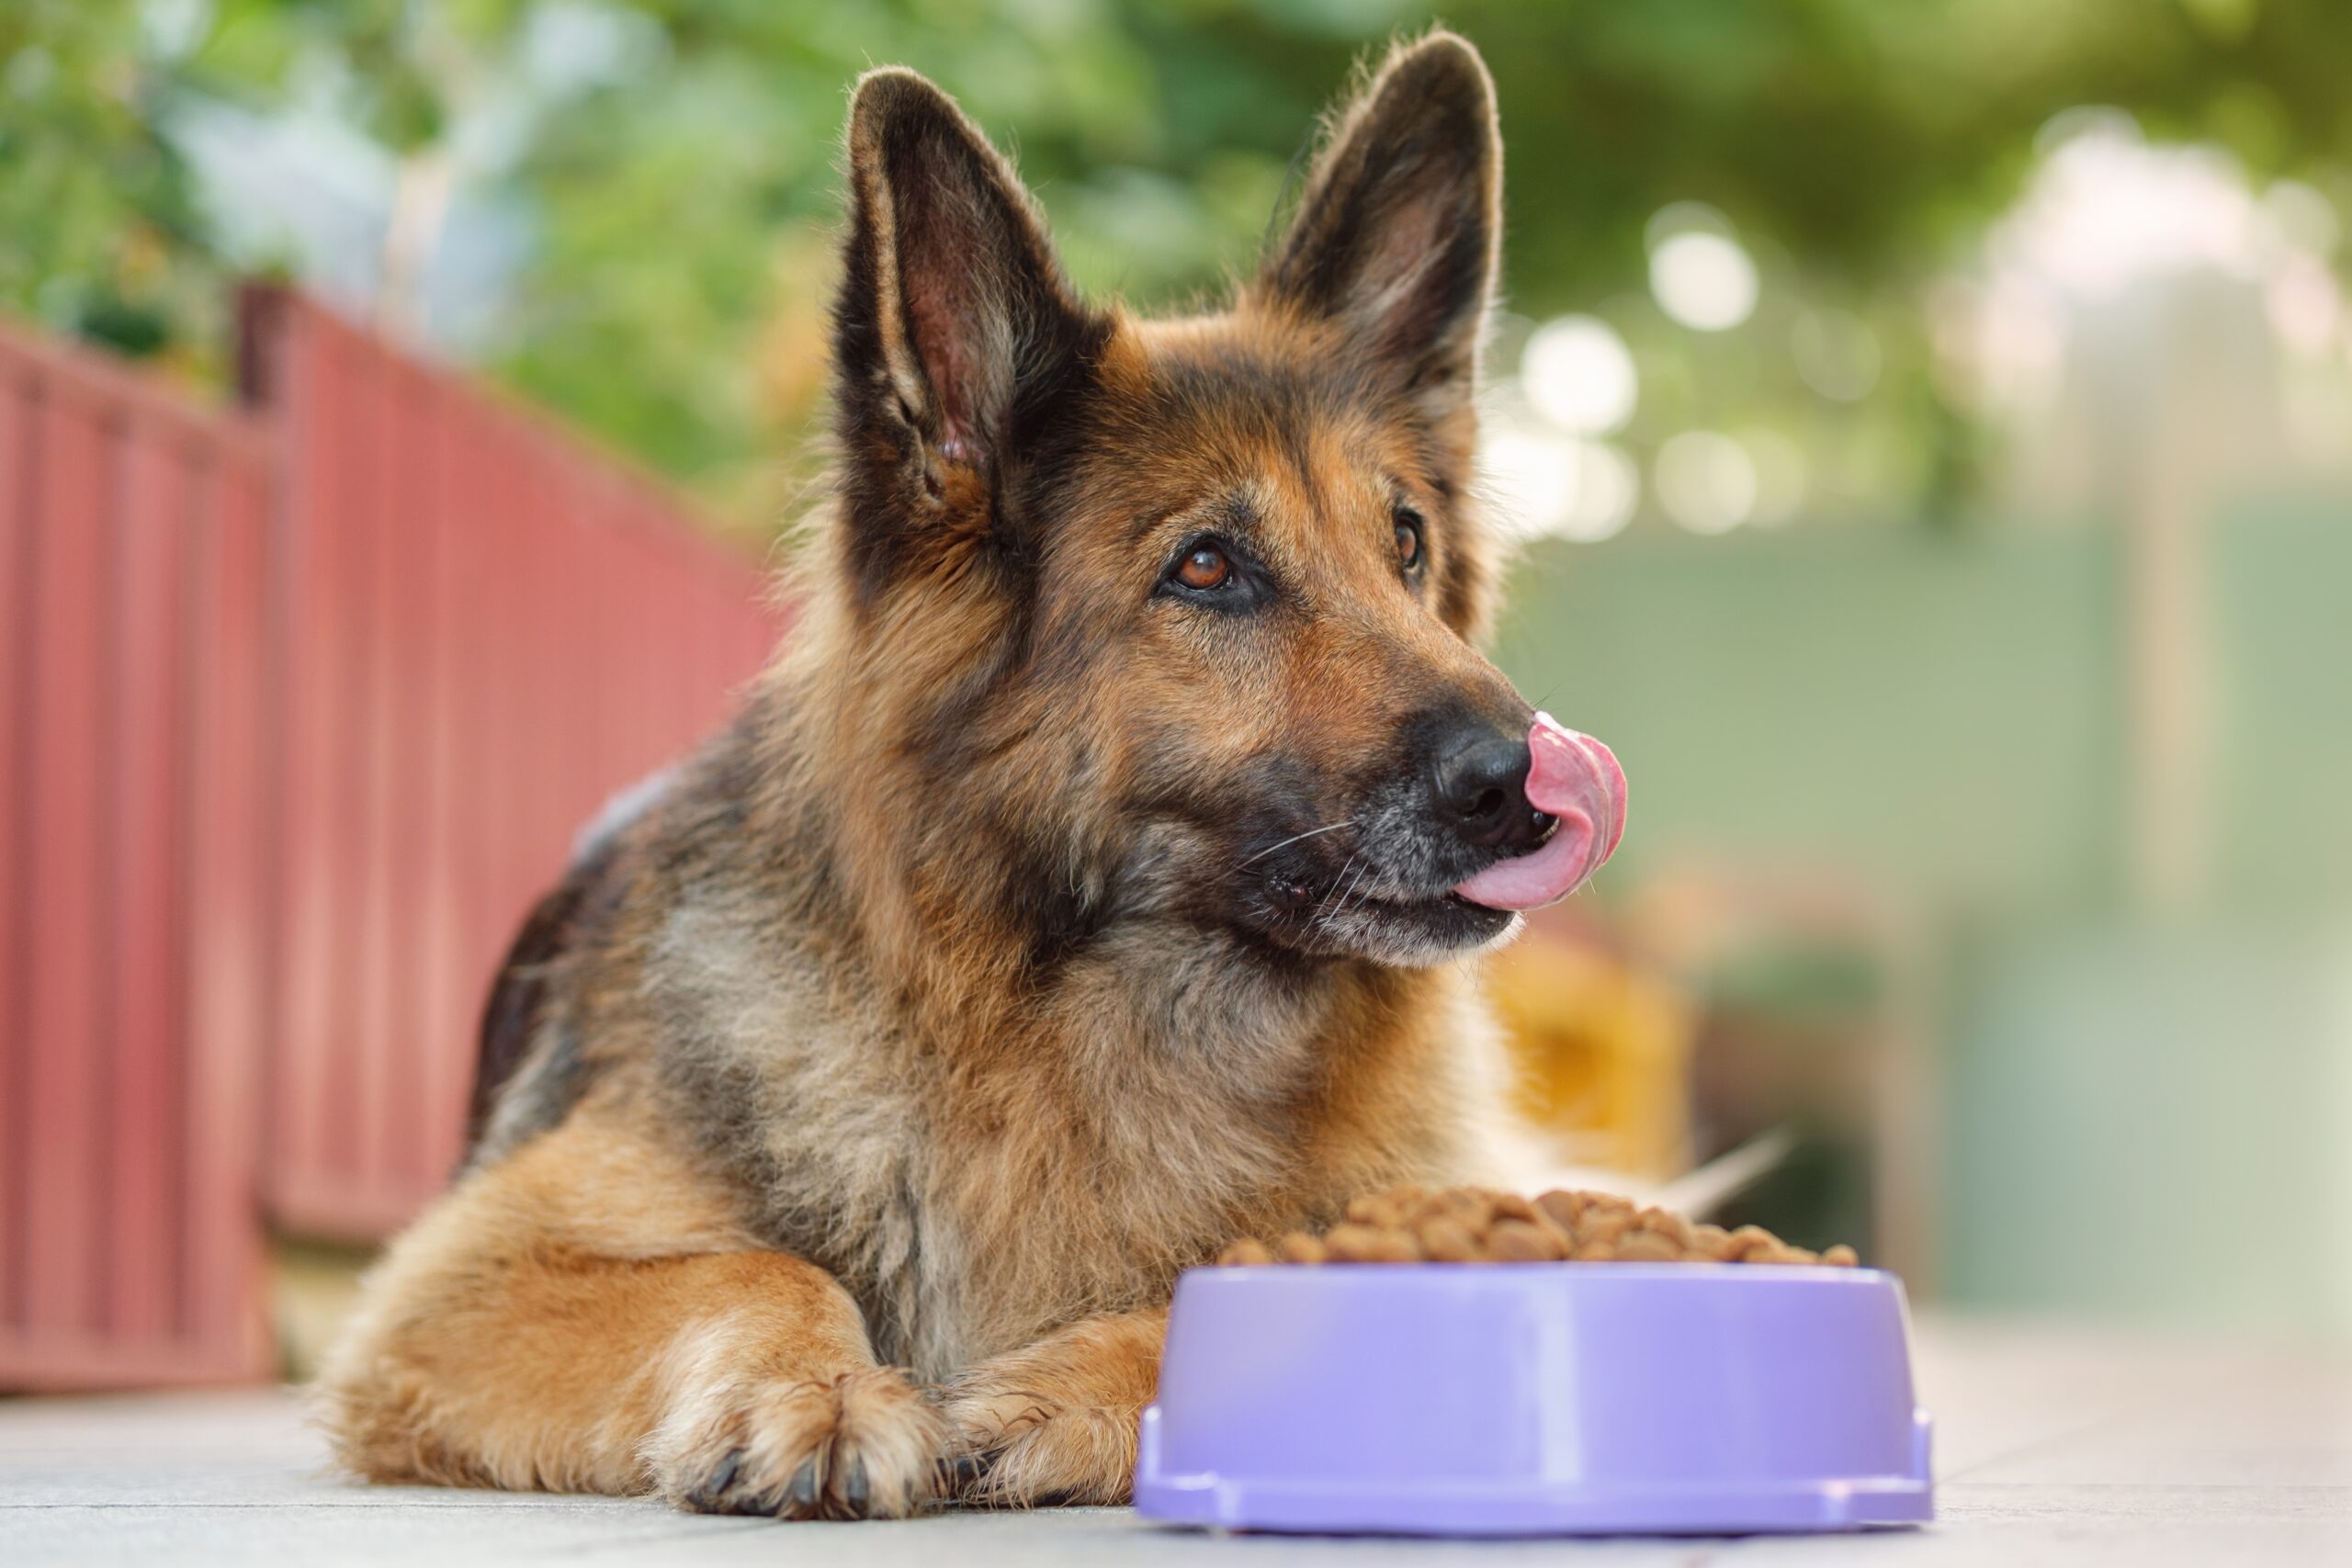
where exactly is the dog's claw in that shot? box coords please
[689,1448,743,1510]
[656,1367,941,1519]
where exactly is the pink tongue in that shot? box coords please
[1450,713,1626,912]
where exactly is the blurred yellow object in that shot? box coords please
[1487,926,1694,1180]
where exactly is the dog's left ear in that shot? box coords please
[832,68,1092,590]
[1260,32,1502,420]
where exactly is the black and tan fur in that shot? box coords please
[321,31,1551,1517]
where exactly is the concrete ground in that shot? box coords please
[6,1317,2348,1566]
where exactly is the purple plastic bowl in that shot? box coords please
[1134,1262,1933,1537]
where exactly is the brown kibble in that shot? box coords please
[1431,1187,1497,1229]
[1635,1208,1692,1248]
[1419,1215,1483,1262]
[1533,1189,1588,1234]
[1490,1191,1538,1225]
[1487,1219,1567,1262]
[1321,1224,1385,1262]
[1324,1224,1420,1263]
[1614,1231,1682,1262]
[1244,1190,1857,1270]
[1345,1185,1426,1229]
[1396,1192,1444,1228]
[1275,1231,1328,1264]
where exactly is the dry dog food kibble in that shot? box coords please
[1216,1186,1860,1269]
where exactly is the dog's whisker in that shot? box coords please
[1312,853,1360,927]
[1237,819,1355,870]
[1323,858,1373,929]
[1335,863,1372,919]
[1326,860,1363,921]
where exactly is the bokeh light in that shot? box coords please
[1992,112,2267,298]
[1558,439,1640,543]
[1656,429,1758,533]
[1479,421,1641,545]
[1521,314,1638,434]
[1481,423,1576,539]
[2266,256,2342,357]
[1649,228,1759,332]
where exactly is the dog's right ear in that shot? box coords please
[832,69,1091,595]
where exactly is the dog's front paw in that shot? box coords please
[938,1379,1139,1506]
[652,1365,944,1519]
[936,1309,1165,1507]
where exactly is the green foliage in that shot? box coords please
[0,0,226,367]
[9,0,2350,524]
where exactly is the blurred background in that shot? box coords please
[4,0,2350,1390]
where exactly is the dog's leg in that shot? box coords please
[317,1122,943,1518]
[937,1308,1166,1506]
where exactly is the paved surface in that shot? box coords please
[6,1318,2348,1565]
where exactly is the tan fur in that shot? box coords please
[321,31,1531,1519]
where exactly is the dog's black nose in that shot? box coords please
[1430,727,1549,852]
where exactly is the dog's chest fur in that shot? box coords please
[637,845,1489,1380]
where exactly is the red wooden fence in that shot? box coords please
[0,325,276,1388]
[1,291,776,1388]
[243,291,776,1242]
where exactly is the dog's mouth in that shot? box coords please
[1449,716,1625,911]
[1227,716,1625,966]
[1251,861,1521,964]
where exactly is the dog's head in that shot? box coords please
[820,33,1621,972]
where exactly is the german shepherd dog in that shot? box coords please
[320,30,1624,1518]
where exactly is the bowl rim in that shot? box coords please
[1185,1260,1896,1285]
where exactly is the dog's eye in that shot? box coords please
[1394,508,1425,571]
[1175,544,1232,592]
[1158,532,1264,611]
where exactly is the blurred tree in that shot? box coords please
[0,0,226,370]
[9,0,2349,527]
